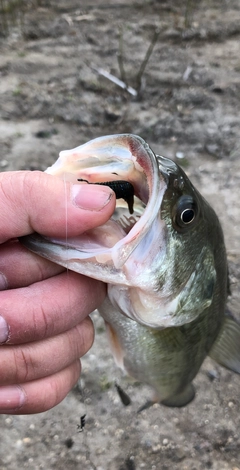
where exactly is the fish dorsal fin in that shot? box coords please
[209,313,240,374]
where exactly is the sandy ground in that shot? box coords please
[0,1,240,469]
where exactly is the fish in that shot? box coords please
[21,134,240,407]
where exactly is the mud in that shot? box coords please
[0,1,240,469]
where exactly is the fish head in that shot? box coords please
[21,134,227,329]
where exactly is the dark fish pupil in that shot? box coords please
[181,208,195,224]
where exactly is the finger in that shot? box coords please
[0,171,115,243]
[0,240,65,290]
[0,318,94,385]
[0,270,105,345]
[0,360,81,414]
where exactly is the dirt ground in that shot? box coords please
[0,1,240,469]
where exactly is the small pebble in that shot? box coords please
[207,370,219,381]
[23,437,32,446]
[5,417,12,425]
[15,439,23,449]
[176,151,185,159]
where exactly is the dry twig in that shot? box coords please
[135,27,160,91]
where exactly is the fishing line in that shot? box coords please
[65,176,96,468]
[63,173,68,271]
[63,173,71,319]
[61,176,94,467]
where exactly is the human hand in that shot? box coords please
[0,170,115,414]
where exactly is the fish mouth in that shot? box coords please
[46,134,163,268]
[22,134,166,282]
[21,134,168,326]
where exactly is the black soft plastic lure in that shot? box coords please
[77,178,134,214]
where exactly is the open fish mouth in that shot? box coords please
[22,134,167,283]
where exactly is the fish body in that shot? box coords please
[21,134,240,406]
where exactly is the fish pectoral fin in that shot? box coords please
[209,313,240,374]
[137,400,155,413]
[161,383,195,407]
[104,321,125,371]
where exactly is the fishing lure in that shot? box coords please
[77,178,134,214]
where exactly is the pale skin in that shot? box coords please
[0,171,115,414]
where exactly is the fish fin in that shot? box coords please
[104,321,125,371]
[115,382,131,406]
[209,313,240,374]
[137,400,155,413]
[161,383,195,407]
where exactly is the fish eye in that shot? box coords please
[180,207,195,224]
[173,195,198,230]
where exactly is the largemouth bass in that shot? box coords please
[21,134,240,407]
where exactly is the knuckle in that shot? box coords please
[21,171,44,200]
[17,361,81,413]
[44,361,81,410]
[12,347,33,383]
[34,302,54,340]
[74,318,94,357]
[37,304,51,339]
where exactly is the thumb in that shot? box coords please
[0,171,115,242]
